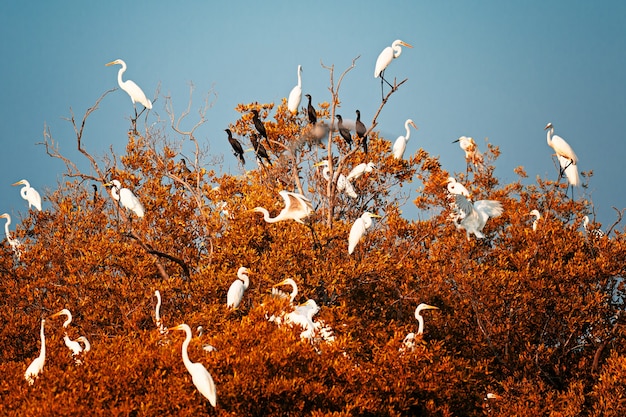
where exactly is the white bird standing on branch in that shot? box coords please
[24,319,46,385]
[348,212,381,254]
[105,59,152,111]
[104,179,145,218]
[253,191,313,224]
[227,267,251,309]
[402,303,440,352]
[452,194,503,240]
[315,160,358,199]
[287,65,302,114]
[170,323,217,407]
[374,39,413,100]
[50,309,91,362]
[529,209,541,232]
[544,122,579,187]
[446,177,470,198]
[0,213,23,259]
[272,278,299,303]
[392,119,418,159]
[13,179,42,211]
[453,136,484,170]
[346,162,376,182]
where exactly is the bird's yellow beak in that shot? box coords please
[49,310,63,318]
[313,161,326,167]
[11,181,24,186]
[423,304,439,310]
[273,279,290,287]
[105,61,117,67]
[169,324,184,331]
[400,41,414,48]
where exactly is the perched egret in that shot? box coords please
[13,179,42,211]
[355,110,368,153]
[105,59,152,110]
[25,319,46,385]
[544,123,579,187]
[453,136,484,169]
[253,191,313,224]
[227,267,251,309]
[170,324,217,407]
[273,278,299,303]
[287,65,302,114]
[305,94,317,125]
[374,39,413,99]
[250,133,272,166]
[346,162,376,182]
[336,115,353,147]
[50,308,90,361]
[225,129,245,165]
[446,177,470,198]
[154,290,167,334]
[0,213,22,258]
[529,209,541,231]
[104,180,145,218]
[348,212,381,254]
[251,109,268,140]
[315,160,357,199]
[285,299,319,340]
[583,215,605,238]
[451,194,503,240]
[402,304,439,352]
[392,119,418,159]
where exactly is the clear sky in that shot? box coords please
[1,1,625,228]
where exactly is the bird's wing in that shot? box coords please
[453,194,475,218]
[474,200,504,219]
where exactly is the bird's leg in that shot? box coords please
[307,222,321,251]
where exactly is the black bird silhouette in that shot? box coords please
[251,109,267,139]
[355,110,368,153]
[225,128,245,165]
[335,115,353,148]
[305,94,317,125]
[251,133,272,166]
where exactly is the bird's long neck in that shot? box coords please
[546,127,553,147]
[290,285,298,303]
[405,121,412,140]
[240,275,250,290]
[297,67,302,87]
[117,64,127,87]
[21,187,29,199]
[180,327,193,370]
[3,218,10,238]
[257,208,279,223]
[416,315,425,335]
[111,186,120,201]
[39,321,46,358]
[393,44,403,59]
[155,292,162,322]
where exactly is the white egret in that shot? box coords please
[170,323,217,407]
[374,39,413,99]
[392,119,418,159]
[583,215,605,238]
[355,110,368,153]
[227,267,251,309]
[414,303,439,335]
[305,94,317,125]
[25,319,46,385]
[285,299,319,340]
[253,190,313,224]
[446,177,470,198]
[287,65,302,114]
[348,212,381,254]
[544,123,579,187]
[225,128,245,165]
[453,136,484,169]
[529,209,541,231]
[105,59,152,110]
[315,160,357,199]
[0,213,23,259]
[50,308,90,361]
[272,278,299,303]
[13,179,42,211]
[104,180,145,218]
[346,162,376,182]
[451,194,503,240]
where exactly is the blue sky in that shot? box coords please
[1,1,625,228]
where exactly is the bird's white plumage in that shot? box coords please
[13,179,42,211]
[374,40,413,78]
[348,212,380,254]
[105,59,152,109]
[273,278,298,303]
[529,209,541,231]
[25,319,46,385]
[253,190,313,224]
[545,123,579,186]
[106,179,145,218]
[287,65,302,114]
[452,194,503,239]
[227,267,250,309]
[392,119,417,159]
[446,178,470,197]
[315,160,358,199]
[171,323,217,407]
[346,162,376,182]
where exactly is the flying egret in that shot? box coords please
[374,39,413,99]
[544,123,579,187]
[227,267,251,309]
[170,323,217,407]
[25,319,46,385]
[583,215,605,238]
[315,160,358,199]
[346,162,376,182]
[272,278,299,303]
[0,213,23,258]
[104,179,145,218]
[13,179,42,211]
[529,209,541,231]
[451,194,503,240]
[305,94,317,125]
[287,65,302,114]
[105,59,152,110]
[348,212,381,254]
[253,190,313,224]
[355,110,368,153]
[250,133,272,166]
[446,177,470,198]
[336,115,353,147]
[225,129,245,165]
[392,119,418,159]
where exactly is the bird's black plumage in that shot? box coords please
[225,128,245,165]
[305,94,317,125]
[251,109,267,139]
[336,114,353,147]
[251,133,272,166]
[355,110,368,153]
